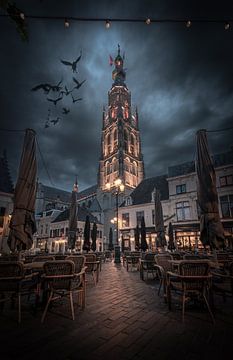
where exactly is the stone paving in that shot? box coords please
[0,260,233,360]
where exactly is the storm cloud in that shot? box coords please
[0,0,232,191]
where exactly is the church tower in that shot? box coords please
[98,45,145,191]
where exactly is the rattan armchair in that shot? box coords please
[84,254,99,286]
[154,254,173,296]
[140,253,157,280]
[166,261,214,323]
[66,255,86,308]
[0,261,40,323]
[41,260,77,323]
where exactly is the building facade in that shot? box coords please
[118,148,233,251]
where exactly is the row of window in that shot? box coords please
[39,226,102,238]
[174,174,232,195]
[120,195,233,228]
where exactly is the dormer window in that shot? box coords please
[125,196,132,206]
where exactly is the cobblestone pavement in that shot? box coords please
[0,261,233,360]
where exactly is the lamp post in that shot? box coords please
[106,178,125,263]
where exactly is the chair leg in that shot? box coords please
[203,293,215,324]
[158,279,162,295]
[69,292,75,321]
[18,294,21,324]
[41,291,53,323]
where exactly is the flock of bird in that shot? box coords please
[31,51,85,129]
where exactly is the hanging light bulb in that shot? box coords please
[186,20,192,28]
[19,12,25,20]
[105,20,111,29]
[64,19,70,28]
[145,18,151,25]
[224,22,230,30]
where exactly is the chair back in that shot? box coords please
[66,255,86,273]
[155,254,173,272]
[33,255,55,262]
[43,260,74,290]
[179,261,210,291]
[0,261,24,292]
[85,254,97,272]
[0,255,19,261]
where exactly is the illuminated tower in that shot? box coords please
[98,45,145,191]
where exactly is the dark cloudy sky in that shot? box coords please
[0,0,233,192]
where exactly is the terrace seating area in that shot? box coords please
[0,249,233,360]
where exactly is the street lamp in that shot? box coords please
[106,178,125,263]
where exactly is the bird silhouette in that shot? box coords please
[47,96,63,106]
[72,77,86,90]
[44,121,50,128]
[60,85,71,97]
[62,107,70,114]
[60,51,82,73]
[50,79,63,92]
[50,117,60,125]
[71,94,82,103]
[31,83,52,94]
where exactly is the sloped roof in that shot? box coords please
[124,175,169,206]
[77,184,97,200]
[0,152,14,194]
[51,205,102,224]
[168,148,233,177]
[41,184,71,203]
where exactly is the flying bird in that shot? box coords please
[60,51,82,73]
[47,96,63,106]
[50,117,60,125]
[50,79,63,92]
[62,107,70,114]
[31,83,51,94]
[44,121,50,128]
[71,94,82,103]
[72,77,86,90]
[60,85,72,97]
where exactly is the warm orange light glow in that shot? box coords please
[115,178,122,186]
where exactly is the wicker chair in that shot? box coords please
[154,254,173,296]
[0,261,40,323]
[41,260,78,323]
[66,255,86,309]
[166,261,214,323]
[84,254,99,286]
[140,253,157,280]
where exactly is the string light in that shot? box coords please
[64,18,70,28]
[186,20,192,28]
[105,20,111,29]
[19,13,25,20]
[224,22,230,30]
[145,18,151,25]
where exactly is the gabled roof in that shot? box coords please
[0,151,14,194]
[51,205,102,224]
[77,184,97,201]
[123,175,169,206]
